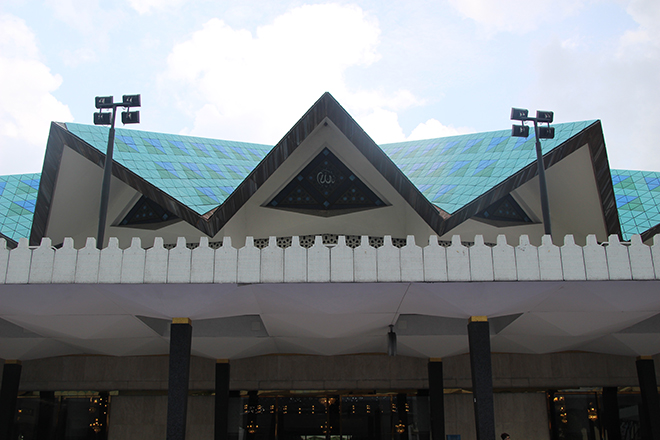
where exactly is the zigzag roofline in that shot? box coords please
[27,94,620,244]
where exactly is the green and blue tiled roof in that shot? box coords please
[66,123,273,215]
[379,120,597,214]
[1,120,658,242]
[611,169,660,240]
[0,173,40,242]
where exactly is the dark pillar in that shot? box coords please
[428,359,445,440]
[0,360,22,440]
[467,316,495,440]
[395,393,409,440]
[37,391,56,440]
[167,318,193,440]
[602,387,621,440]
[636,356,660,440]
[215,360,230,440]
[547,391,560,440]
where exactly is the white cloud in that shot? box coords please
[163,3,419,144]
[529,0,660,171]
[44,0,104,35]
[407,119,473,141]
[0,14,73,175]
[447,0,588,34]
[619,0,660,52]
[358,108,406,143]
[127,0,189,15]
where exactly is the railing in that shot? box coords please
[1,234,658,284]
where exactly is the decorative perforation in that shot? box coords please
[254,238,269,249]
[299,235,315,248]
[209,241,223,249]
[369,236,384,248]
[392,238,407,248]
[322,234,338,245]
[346,235,361,248]
[277,237,292,248]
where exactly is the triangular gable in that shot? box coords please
[204,92,447,235]
[266,147,387,214]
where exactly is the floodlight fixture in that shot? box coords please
[509,107,556,236]
[95,96,114,109]
[539,126,555,139]
[122,111,140,124]
[94,112,112,125]
[122,94,141,107]
[510,108,529,121]
[536,110,554,123]
[511,124,530,138]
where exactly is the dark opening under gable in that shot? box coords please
[119,195,178,229]
[266,147,387,217]
[474,194,535,226]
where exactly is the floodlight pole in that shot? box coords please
[97,106,118,250]
[510,108,554,237]
[94,94,140,249]
[532,119,552,236]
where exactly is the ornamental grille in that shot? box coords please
[267,147,386,214]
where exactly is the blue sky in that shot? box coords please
[1,0,658,175]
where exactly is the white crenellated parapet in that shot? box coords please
[191,237,214,283]
[560,235,586,281]
[99,238,122,283]
[447,235,470,282]
[1,233,660,285]
[493,235,516,281]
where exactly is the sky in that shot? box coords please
[0,0,658,176]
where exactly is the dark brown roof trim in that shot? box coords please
[1,232,17,249]
[641,224,660,243]
[438,120,621,238]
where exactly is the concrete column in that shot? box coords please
[601,387,621,440]
[467,316,495,440]
[37,391,56,440]
[0,360,22,440]
[167,318,193,440]
[215,360,230,440]
[547,391,560,440]
[395,393,410,440]
[636,356,660,440]
[428,358,445,440]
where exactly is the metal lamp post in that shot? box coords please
[94,94,141,249]
[510,108,555,236]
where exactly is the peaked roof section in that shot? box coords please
[203,92,445,235]
[611,169,660,241]
[65,123,272,214]
[380,119,619,237]
[0,173,40,247]
[26,93,621,242]
[380,121,596,214]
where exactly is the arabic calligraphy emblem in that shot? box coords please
[316,169,335,187]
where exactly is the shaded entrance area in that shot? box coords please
[236,393,430,440]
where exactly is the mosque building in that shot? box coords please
[1,93,659,440]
